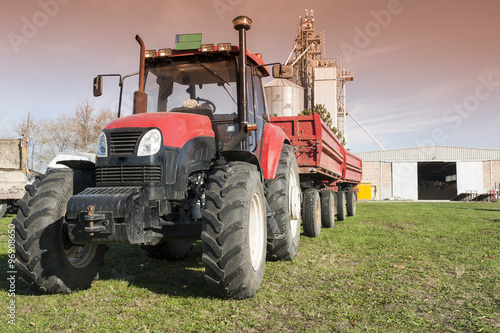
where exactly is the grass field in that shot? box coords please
[1,202,499,332]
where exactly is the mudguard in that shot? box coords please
[257,123,290,180]
[48,152,96,171]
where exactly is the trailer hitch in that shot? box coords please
[84,205,108,236]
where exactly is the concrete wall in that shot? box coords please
[361,161,392,200]
[483,160,500,191]
[0,139,22,170]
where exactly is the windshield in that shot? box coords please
[145,59,238,118]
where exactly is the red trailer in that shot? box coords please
[271,113,362,237]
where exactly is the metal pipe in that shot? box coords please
[133,35,147,114]
[233,16,252,124]
[285,44,296,65]
[343,106,386,150]
[291,42,315,67]
[135,35,145,93]
[490,160,493,190]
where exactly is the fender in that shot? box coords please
[257,123,290,180]
[48,152,96,171]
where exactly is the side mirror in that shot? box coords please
[93,75,103,97]
[272,65,293,79]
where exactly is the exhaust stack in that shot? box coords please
[232,16,252,123]
[133,35,147,114]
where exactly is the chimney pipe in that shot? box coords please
[232,16,252,123]
[133,35,147,114]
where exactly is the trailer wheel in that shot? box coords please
[13,170,106,294]
[265,144,301,261]
[202,162,266,299]
[142,238,194,260]
[303,188,321,237]
[0,201,7,219]
[346,191,357,217]
[337,191,346,221]
[320,190,335,228]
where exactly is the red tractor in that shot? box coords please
[14,16,301,299]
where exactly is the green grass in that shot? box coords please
[1,202,499,332]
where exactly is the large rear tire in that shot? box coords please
[202,162,267,299]
[303,188,321,237]
[13,170,106,294]
[346,190,357,217]
[265,144,301,261]
[336,191,346,221]
[141,238,194,260]
[320,189,335,228]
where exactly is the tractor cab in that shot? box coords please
[142,44,269,153]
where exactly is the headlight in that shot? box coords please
[138,129,162,156]
[96,132,107,157]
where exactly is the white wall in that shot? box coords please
[457,161,483,194]
[392,162,418,200]
[314,67,337,125]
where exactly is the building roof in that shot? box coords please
[356,145,500,162]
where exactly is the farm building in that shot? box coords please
[356,145,500,200]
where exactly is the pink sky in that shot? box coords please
[1,0,499,152]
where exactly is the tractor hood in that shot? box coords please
[105,112,215,149]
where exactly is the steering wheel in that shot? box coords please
[196,97,216,113]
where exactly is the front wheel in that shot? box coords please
[202,162,266,299]
[13,170,106,293]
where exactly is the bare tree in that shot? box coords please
[72,99,115,152]
[14,118,45,173]
[13,99,116,173]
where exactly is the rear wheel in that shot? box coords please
[13,170,106,293]
[142,238,194,260]
[346,190,357,217]
[202,162,266,299]
[303,188,321,237]
[336,191,346,221]
[265,144,301,261]
[320,190,335,228]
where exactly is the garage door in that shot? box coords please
[392,162,418,200]
[456,162,483,194]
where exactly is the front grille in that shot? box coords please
[96,165,162,184]
[109,132,143,155]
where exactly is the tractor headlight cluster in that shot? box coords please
[138,129,162,156]
[96,132,107,157]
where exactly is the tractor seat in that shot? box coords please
[169,106,214,120]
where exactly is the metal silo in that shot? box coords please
[264,79,304,117]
